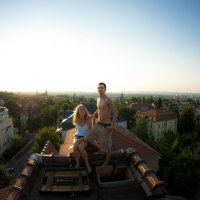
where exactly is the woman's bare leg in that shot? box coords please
[73,139,80,167]
[78,141,92,173]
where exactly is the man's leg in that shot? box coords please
[102,148,111,166]
[78,141,92,173]
[100,129,112,166]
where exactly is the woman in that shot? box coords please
[72,104,92,167]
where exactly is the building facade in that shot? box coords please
[137,109,178,141]
[0,107,15,155]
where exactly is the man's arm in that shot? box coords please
[108,98,118,128]
[87,117,93,130]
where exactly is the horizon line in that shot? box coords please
[1,90,200,95]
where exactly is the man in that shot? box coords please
[79,82,118,173]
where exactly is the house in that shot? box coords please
[129,103,154,113]
[137,109,178,141]
[20,111,29,129]
[0,107,15,156]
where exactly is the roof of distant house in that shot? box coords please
[129,103,155,112]
[137,109,177,122]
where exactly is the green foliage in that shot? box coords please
[27,116,42,131]
[4,100,22,128]
[179,133,197,148]
[2,134,26,159]
[163,131,179,151]
[31,126,61,153]
[27,102,59,131]
[149,131,179,153]
[0,163,14,187]
[157,97,162,108]
[133,117,149,142]
[158,137,200,198]
[46,97,55,105]
[115,103,135,129]
[179,106,194,134]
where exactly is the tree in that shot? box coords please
[3,134,26,159]
[41,103,55,127]
[179,106,194,134]
[133,117,149,142]
[115,103,135,129]
[0,163,14,188]
[31,127,61,153]
[4,100,22,129]
[158,142,200,198]
[151,130,180,154]
[157,97,162,108]
[27,116,43,131]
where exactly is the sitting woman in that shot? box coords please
[72,104,92,167]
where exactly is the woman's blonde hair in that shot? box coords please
[72,104,90,125]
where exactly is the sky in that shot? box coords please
[0,0,200,93]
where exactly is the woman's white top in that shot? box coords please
[74,123,88,137]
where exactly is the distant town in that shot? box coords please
[0,90,200,199]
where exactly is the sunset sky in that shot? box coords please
[0,0,200,93]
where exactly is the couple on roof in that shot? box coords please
[72,82,118,173]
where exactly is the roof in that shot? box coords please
[3,141,185,200]
[0,186,12,200]
[129,103,154,111]
[41,140,58,155]
[59,128,75,156]
[112,126,160,157]
[59,126,160,158]
[137,109,177,122]
[0,127,185,200]
[117,115,127,123]
[63,109,73,118]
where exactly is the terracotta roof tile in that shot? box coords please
[7,187,24,200]
[138,109,177,122]
[112,126,159,157]
[0,185,12,200]
[41,140,58,155]
[130,103,154,111]
[59,126,159,158]
[59,128,75,156]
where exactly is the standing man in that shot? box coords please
[79,82,118,172]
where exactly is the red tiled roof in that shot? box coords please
[59,126,159,158]
[59,129,75,156]
[129,103,154,111]
[138,109,177,122]
[41,140,58,155]
[0,185,13,200]
[112,126,159,157]
[2,134,185,200]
